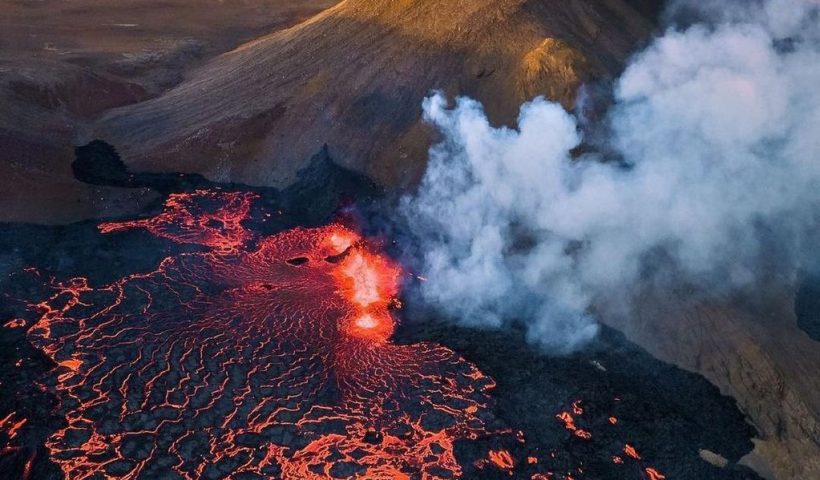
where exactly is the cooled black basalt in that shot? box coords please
[394,318,763,479]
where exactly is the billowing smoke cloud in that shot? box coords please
[400,0,820,353]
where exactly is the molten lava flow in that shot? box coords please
[3,318,25,328]
[0,411,34,480]
[0,412,27,441]
[334,247,400,343]
[98,189,256,252]
[24,191,501,480]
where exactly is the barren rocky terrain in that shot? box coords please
[93,0,657,190]
[0,0,336,223]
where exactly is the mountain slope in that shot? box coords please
[94,0,657,188]
[0,0,337,223]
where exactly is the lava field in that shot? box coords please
[0,143,763,479]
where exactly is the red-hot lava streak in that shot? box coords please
[98,190,256,253]
[25,190,500,479]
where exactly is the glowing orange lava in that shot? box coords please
[98,189,256,252]
[555,402,591,440]
[15,190,672,480]
[334,246,400,343]
[0,410,35,480]
[3,318,25,328]
[646,467,667,480]
[24,191,502,480]
[0,412,27,440]
[488,449,515,470]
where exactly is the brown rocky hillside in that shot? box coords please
[93,0,657,190]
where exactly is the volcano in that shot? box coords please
[2,1,819,479]
[0,152,763,479]
[1,188,758,480]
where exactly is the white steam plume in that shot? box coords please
[400,0,820,353]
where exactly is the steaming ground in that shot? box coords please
[401,0,820,353]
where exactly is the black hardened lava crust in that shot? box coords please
[393,316,763,480]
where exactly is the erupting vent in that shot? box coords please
[6,189,672,480]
